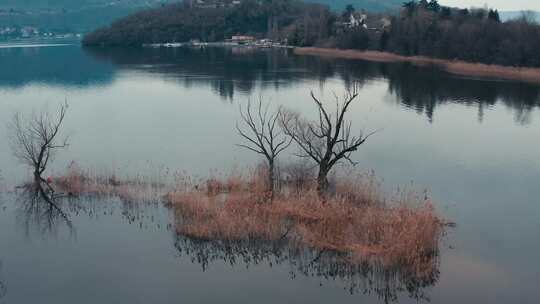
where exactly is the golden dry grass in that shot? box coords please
[295,47,540,84]
[51,163,448,279]
[166,169,447,277]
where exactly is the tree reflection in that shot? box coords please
[84,46,540,124]
[174,235,440,303]
[384,63,540,124]
[14,184,76,237]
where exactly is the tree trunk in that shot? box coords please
[268,160,275,201]
[33,170,41,184]
[316,166,329,200]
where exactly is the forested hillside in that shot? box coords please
[84,0,540,67]
[0,1,169,10]
[83,0,332,46]
[0,0,401,11]
[0,1,175,33]
[385,1,540,66]
[0,0,414,34]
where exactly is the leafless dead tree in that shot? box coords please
[280,87,376,197]
[7,102,69,187]
[236,98,292,199]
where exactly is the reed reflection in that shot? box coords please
[174,236,440,303]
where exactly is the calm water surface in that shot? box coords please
[0,43,539,303]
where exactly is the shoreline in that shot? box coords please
[294,47,540,84]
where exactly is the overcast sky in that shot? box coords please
[440,0,540,11]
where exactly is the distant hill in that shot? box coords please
[5,1,536,35]
[0,1,168,10]
[0,0,403,12]
[0,1,175,33]
[0,0,403,33]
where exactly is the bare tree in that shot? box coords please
[236,98,292,199]
[7,102,69,186]
[280,87,375,197]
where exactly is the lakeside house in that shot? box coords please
[20,26,39,38]
[343,12,392,32]
[347,13,368,29]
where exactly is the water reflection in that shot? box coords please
[0,195,5,301]
[84,46,308,101]
[1,45,539,124]
[0,45,114,89]
[14,184,75,237]
[174,236,440,303]
[384,64,540,124]
[1,181,442,303]
[10,186,440,302]
[84,46,540,123]
[0,261,5,301]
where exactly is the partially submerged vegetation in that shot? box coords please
[48,163,446,279]
[52,162,168,204]
[166,169,445,275]
[4,88,450,298]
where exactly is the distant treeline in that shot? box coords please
[385,1,540,67]
[83,0,540,67]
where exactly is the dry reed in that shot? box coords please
[49,163,447,279]
[166,168,447,278]
[295,47,540,84]
[52,162,167,203]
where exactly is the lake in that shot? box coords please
[0,43,539,303]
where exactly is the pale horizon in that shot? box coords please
[440,0,540,11]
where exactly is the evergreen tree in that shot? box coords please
[488,9,501,23]
[402,1,417,16]
[427,0,440,13]
[345,4,355,15]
